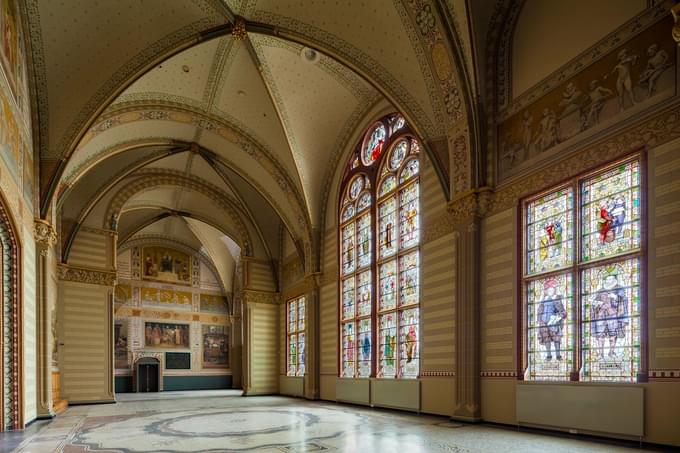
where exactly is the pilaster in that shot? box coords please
[34,219,57,418]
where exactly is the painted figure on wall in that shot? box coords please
[144,322,190,349]
[590,271,628,359]
[0,0,17,89]
[585,79,613,127]
[114,323,128,369]
[537,279,567,361]
[606,48,638,110]
[141,247,191,285]
[534,108,558,151]
[639,43,670,98]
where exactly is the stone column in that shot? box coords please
[448,190,490,422]
[34,220,57,418]
[303,273,320,400]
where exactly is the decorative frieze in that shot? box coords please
[241,289,280,305]
[57,264,117,286]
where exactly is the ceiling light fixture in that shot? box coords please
[301,47,320,64]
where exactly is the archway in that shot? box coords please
[0,193,22,430]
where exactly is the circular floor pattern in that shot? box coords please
[151,409,317,438]
[72,405,365,452]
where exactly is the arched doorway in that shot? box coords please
[0,193,22,431]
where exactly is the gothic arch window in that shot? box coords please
[339,114,420,379]
[521,153,645,382]
[0,194,22,430]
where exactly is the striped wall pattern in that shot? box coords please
[247,260,276,292]
[22,230,36,423]
[320,228,338,376]
[420,148,455,373]
[421,232,456,373]
[60,282,112,402]
[480,207,517,373]
[68,229,109,269]
[649,141,680,373]
[248,303,279,393]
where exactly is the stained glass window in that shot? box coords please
[339,115,420,380]
[582,259,640,381]
[581,160,641,262]
[526,188,574,275]
[526,273,574,380]
[286,296,306,376]
[522,155,643,383]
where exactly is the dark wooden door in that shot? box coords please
[138,364,159,392]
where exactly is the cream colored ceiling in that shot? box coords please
[40,0,475,280]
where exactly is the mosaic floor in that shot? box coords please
[8,390,658,453]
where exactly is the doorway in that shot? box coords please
[135,358,160,392]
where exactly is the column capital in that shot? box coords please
[34,219,57,256]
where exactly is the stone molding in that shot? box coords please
[57,264,117,286]
[242,289,280,305]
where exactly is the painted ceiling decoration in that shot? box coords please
[23,0,477,282]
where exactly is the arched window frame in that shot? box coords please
[338,113,421,380]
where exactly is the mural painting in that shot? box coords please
[21,143,32,206]
[144,322,190,349]
[200,294,229,314]
[142,246,192,286]
[203,325,229,368]
[114,284,132,311]
[498,17,675,180]
[0,0,17,96]
[0,87,20,183]
[114,322,129,369]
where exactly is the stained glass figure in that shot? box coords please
[297,332,306,376]
[526,188,574,275]
[341,223,355,275]
[288,334,297,375]
[357,271,372,317]
[391,115,406,133]
[349,176,364,200]
[288,301,296,334]
[389,140,409,170]
[356,213,371,269]
[379,197,397,258]
[298,297,305,331]
[341,322,355,377]
[357,193,371,212]
[582,259,640,381]
[341,278,355,320]
[399,308,419,378]
[527,274,573,380]
[399,182,420,249]
[379,260,397,311]
[379,176,397,197]
[357,318,372,378]
[362,124,387,166]
[341,204,355,222]
[379,313,397,378]
[399,159,419,183]
[399,252,419,306]
[581,160,640,262]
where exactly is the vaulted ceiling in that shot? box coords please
[25,0,500,287]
